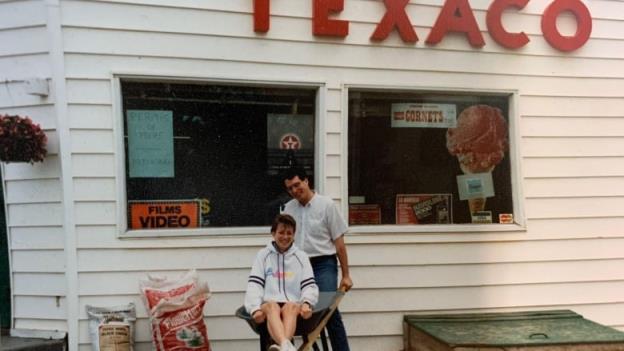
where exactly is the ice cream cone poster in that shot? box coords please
[446,104,508,174]
[446,104,508,216]
[391,103,456,129]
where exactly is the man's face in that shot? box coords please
[272,223,295,252]
[284,176,311,204]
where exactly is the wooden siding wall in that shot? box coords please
[4,0,624,350]
[0,0,68,333]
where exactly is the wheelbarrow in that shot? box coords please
[235,290,345,351]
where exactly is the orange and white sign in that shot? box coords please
[130,201,200,229]
[499,213,514,224]
[391,103,456,129]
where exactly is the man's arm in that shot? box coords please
[334,236,353,291]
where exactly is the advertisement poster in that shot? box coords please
[266,114,314,173]
[129,200,200,229]
[391,103,457,128]
[127,110,174,178]
[396,194,452,224]
[349,204,381,225]
[456,172,495,200]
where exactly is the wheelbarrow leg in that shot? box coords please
[259,323,271,351]
[320,328,329,351]
[302,335,320,351]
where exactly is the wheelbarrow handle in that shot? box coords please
[298,289,347,351]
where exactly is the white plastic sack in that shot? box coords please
[86,303,136,351]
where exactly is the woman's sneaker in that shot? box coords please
[281,340,297,351]
[268,344,281,351]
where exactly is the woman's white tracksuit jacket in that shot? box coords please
[244,242,319,316]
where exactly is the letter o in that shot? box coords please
[178,215,190,227]
[541,0,592,52]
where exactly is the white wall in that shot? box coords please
[0,0,68,333]
[3,0,624,350]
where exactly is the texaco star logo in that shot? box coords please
[280,133,301,150]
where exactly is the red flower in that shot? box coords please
[0,114,47,163]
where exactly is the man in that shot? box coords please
[281,168,352,351]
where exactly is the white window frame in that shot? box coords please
[112,74,326,238]
[342,84,526,233]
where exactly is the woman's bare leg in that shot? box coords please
[281,302,301,341]
[261,302,287,344]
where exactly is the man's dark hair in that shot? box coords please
[281,167,308,183]
[271,213,296,233]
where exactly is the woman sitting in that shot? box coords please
[244,214,319,351]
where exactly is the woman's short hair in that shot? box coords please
[271,213,296,233]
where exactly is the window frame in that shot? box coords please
[112,75,326,238]
[342,84,526,233]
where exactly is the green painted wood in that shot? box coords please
[404,310,624,347]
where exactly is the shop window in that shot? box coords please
[121,80,316,230]
[348,89,516,226]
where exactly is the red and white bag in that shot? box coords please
[140,270,211,351]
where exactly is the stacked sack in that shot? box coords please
[140,270,212,351]
[86,303,136,351]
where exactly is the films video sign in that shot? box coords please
[129,200,200,229]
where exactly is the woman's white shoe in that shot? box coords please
[281,340,297,351]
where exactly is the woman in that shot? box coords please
[244,214,319,351]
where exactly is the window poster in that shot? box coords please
[129,200,200,229]
[396,194,452,224]
[349,204,382,225]
[456,172,495,200]
[266,114,314,173]
[127,110,174,178]
[391,103,457,128]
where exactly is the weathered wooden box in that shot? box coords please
[403,310,624,351]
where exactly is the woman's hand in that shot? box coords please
[252,310,266,324]
[300,302,312,319]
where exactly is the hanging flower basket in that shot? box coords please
[0,114,47,163]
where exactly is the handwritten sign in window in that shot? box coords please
[127,110,174,178]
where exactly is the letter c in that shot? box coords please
[487,0,530,49]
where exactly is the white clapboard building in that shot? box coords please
[1,0,623,350]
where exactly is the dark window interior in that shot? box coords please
[348,90,514,225]
[122,81,316,228]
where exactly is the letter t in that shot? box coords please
[254,0,270,32]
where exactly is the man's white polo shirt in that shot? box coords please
[282,193,348,258]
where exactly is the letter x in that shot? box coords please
[371,0,418,43]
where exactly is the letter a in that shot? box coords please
[426,0,485,47]
[370,0,418,43]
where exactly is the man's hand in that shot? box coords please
[300,302,312,319]
[252,310,266,324]
[339,275,353,292]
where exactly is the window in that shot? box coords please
[348,89,516,226]
[121,80,316,230]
